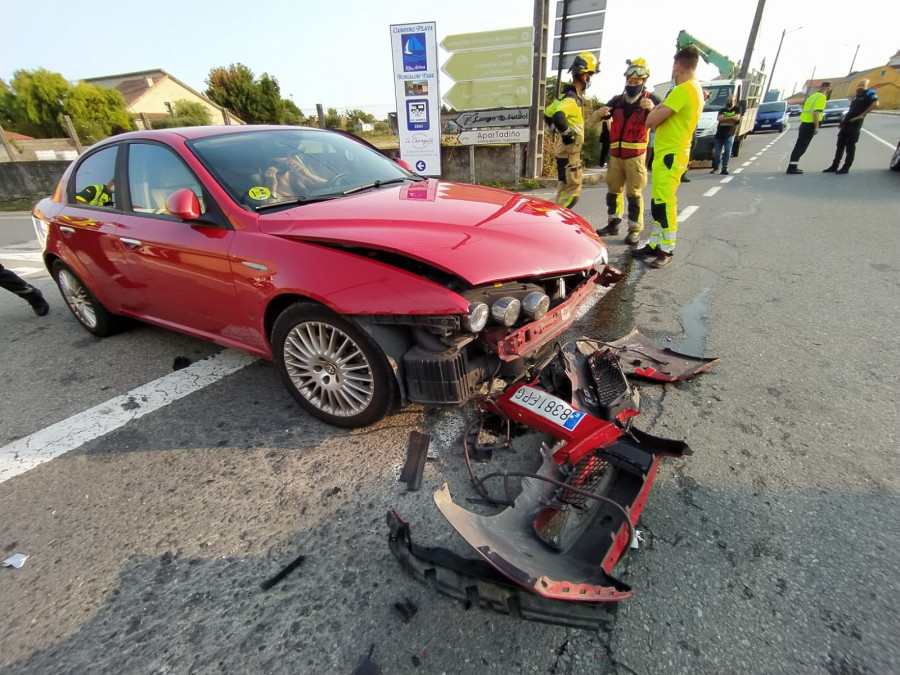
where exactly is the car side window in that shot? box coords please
[70,146,117,208]
[128,143,206,216]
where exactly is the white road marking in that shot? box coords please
[679,205,699,221]
[862,128,896,150]
[742,161,752,167]
[0,350,258,482]
[3,266,43,278]
[720,176,734,183]
[703,186,722,197]
[733,168,744,174]
[0,250,43,262]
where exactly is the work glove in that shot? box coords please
[561,129,576,145]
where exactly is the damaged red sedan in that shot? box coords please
[33,126,619,427]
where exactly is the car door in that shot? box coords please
[116,141,244,343]
[55,145,146,312]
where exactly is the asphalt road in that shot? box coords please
[1,114,898,674]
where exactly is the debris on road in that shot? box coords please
[2,553,28,569]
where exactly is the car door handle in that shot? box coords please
[241,261,268,272]
[120,237,142,249]
[59,226,75,238]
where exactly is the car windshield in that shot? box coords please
[758,102,787,113]
[825,100,850,109]
[703,85,735,112]
[188,128,416,209]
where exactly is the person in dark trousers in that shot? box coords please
[711,94,741,175]
[787,81,830,174]
[1,263,49,316]
[598,116,611,167]
[823,79,878,174]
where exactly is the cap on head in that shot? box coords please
[821,81,832,88]
[624,58,650,79]
[570,51,598,76]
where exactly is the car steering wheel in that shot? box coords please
[323,173,351,190]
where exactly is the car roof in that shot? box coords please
[88,124,335,149]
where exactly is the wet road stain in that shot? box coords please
[671,287,711,357]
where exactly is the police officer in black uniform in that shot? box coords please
[823,79,879,175]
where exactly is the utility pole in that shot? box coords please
[527,0,550,180]
[764,27,802,99]
[738,0,766,79]
[848,44,860,75]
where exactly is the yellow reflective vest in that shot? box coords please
[800,92,827,124]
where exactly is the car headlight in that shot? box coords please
[463,302,489,332]
[521,292,550,320]
[490,297,521,327]
[593,250,609,271]
[699,124,717,137]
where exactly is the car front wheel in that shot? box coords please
[52,260,120,336]
[890,142,900,172]
[272,303,398,428]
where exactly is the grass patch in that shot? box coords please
[0,199,35,212]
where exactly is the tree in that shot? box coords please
[0,69,135,143]
[345,109,375,127]
[151,99,212,129]
[205,63,298,125]
[323,107,343,129]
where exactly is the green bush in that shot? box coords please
[581,124,601,167]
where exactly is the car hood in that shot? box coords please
[257,180,605,286]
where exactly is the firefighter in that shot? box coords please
[544,51,597,209]
[75,180,114,206]
[595,58,660,244]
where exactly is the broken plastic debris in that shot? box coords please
[630,530,644,550]
[2,554,29,568]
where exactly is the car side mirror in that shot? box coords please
[395,158,414,172]
[165,188,201,220]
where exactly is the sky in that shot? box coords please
[1,0,896,116]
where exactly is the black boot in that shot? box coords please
[823,163,838,173]
[597,217,621,236]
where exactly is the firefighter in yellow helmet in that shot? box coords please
[595,58,660,244]
[544,51,597,209]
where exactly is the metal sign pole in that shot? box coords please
[469,145,476,184]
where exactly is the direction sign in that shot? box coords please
[454,108,530,129]
[554,11,604,36]
[555,0,607,17]
[441,27,534,52]
[458,128,530,145]
[553,33,602,54]
[442,45,533,81]
[443,78,532,111]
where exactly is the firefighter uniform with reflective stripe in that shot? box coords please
[76,184,112,206]
[545,86,585,209]
[602,91,661,239]
[648,78,703,253]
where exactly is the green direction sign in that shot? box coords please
[443,78,533,111]
[440,27,533,52]
[442,45,533,81]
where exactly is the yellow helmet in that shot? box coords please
[624,58,650,79]
[569,51,598,76]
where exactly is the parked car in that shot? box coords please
[788,104,802,117]
[32,126,618,428]
[891,140,900,171]
[821,99,851,125]
[753,100,789,133]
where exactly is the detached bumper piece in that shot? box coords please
[606,327,720,382]
[386,510,619,631]
[432,420,690,603]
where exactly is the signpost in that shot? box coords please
[552,0,605,74]
[457,128,530,145]
[390,22,442,177]
[454,108,530,129]
[439,25,536,186]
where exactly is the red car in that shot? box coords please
[33,126,617,427]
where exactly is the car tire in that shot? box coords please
[890,142,900,172]
[51,260,121,337]
[272,303,399,428]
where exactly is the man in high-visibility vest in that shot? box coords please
[595,58,661,244]
[75,180,113,206]
[544,51,597,209]
[634,45,703,269]
[786,82,831,174]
